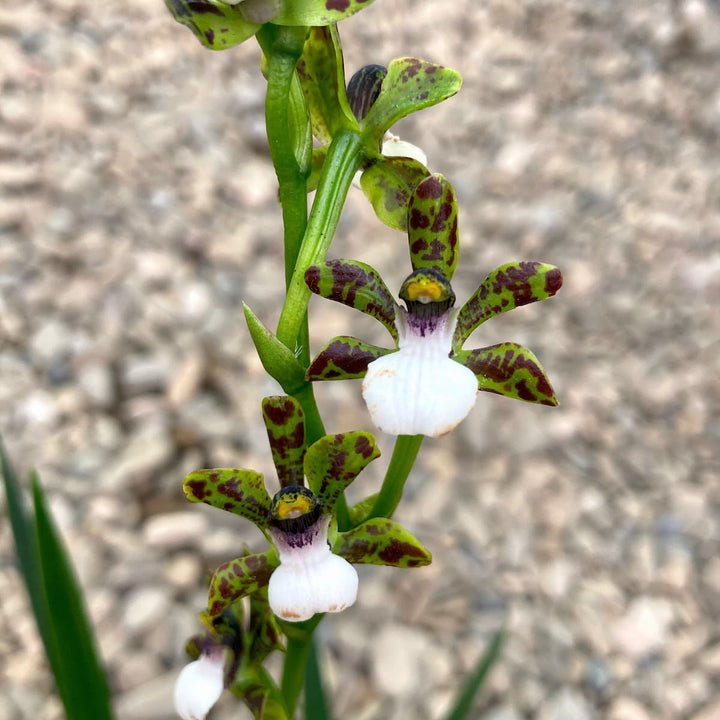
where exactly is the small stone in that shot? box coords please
[607,697,653,720]
[371,624,435,697]
[612,596,675,659]
[483,704,525,720]
[76,360,115,408]
[163,552,202,591]
[143,511,208,551]
[538,687,595,720]
[122,586,172,634]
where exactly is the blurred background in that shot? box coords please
[1,1,719,718]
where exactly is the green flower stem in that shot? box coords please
[257,24,312,364]
[279,615,323,717]
[276,128,362,353]
[368,434,424,520]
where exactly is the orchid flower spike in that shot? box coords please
[182,396,432,623]
[305,174,563,437]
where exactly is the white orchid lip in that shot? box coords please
[268,489,358,622]
[362,269,477,437]
[174,649,226,720]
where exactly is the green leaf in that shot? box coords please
[453,262,563,350]
[295,26,356,144]
[359,156,430,231]
[305,260,399,342]
[445,628,506,720]
[333,518,432,567]
[164,0,262,50]
[32,472,114,720]
[262,396,307,488]
[244,303,308,393]
[306,336,391,381]
[288,69,313,176]
[304,432,380,514]
[304,638,332,720]
[361,57,462,147]
[273,0,378,26]
[1,442,49,649]
[208,550,278,617]
[453,342,558,406]
[407,174,459,280]
[184,468,272,527]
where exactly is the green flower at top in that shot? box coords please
[183,396,431,625]
[304,174,563,438]
[165,0,380,51]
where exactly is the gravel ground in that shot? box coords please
[1,1,719,719]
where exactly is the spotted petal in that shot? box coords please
[305,260,399,342]
[453,342,558,406]
[184,468,272,528]
[262,396,306,488]
[208,550,277,618]
[407,174,459,281]
[307,336,392,381]
[164,0,262,51]
[304,432,380,514]
[333,518,432,568]
[273,0,379,26]
[454,262,563,351]
[361,57,462,148]
[359,155,429,231]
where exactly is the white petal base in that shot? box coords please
[269,520,358,622]
[174,652,225,720]
[362,349,477,437]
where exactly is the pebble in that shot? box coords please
[538,687,595,720]
[607,697,653,720]
[143,512,209,551]
[612,597,675,660]
[121,586,173,635]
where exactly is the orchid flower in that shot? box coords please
[305,174,563,437]
[183,396,432,623]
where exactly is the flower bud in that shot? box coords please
[347,64,387,121]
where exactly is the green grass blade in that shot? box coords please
[31,470,114,719]
[0,442,52,649]
[444,628,506,720]
[304,637,332,720]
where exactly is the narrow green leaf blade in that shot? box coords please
[208,550,277,617]
[184,468,272,527]
[305,260,399,342]
[333,518,432,568]
[408,174,459,280]
[262,396,306,488]
[362,57,462,146]
[454,342,558,406]
[0,442,49,647]
[304,638,332,720]
[454,262,563,350]
[445,628,506,720]
[359,156,429,231]
[307,336,391,381]
[304,432,380,514]
[32,473,113,720]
